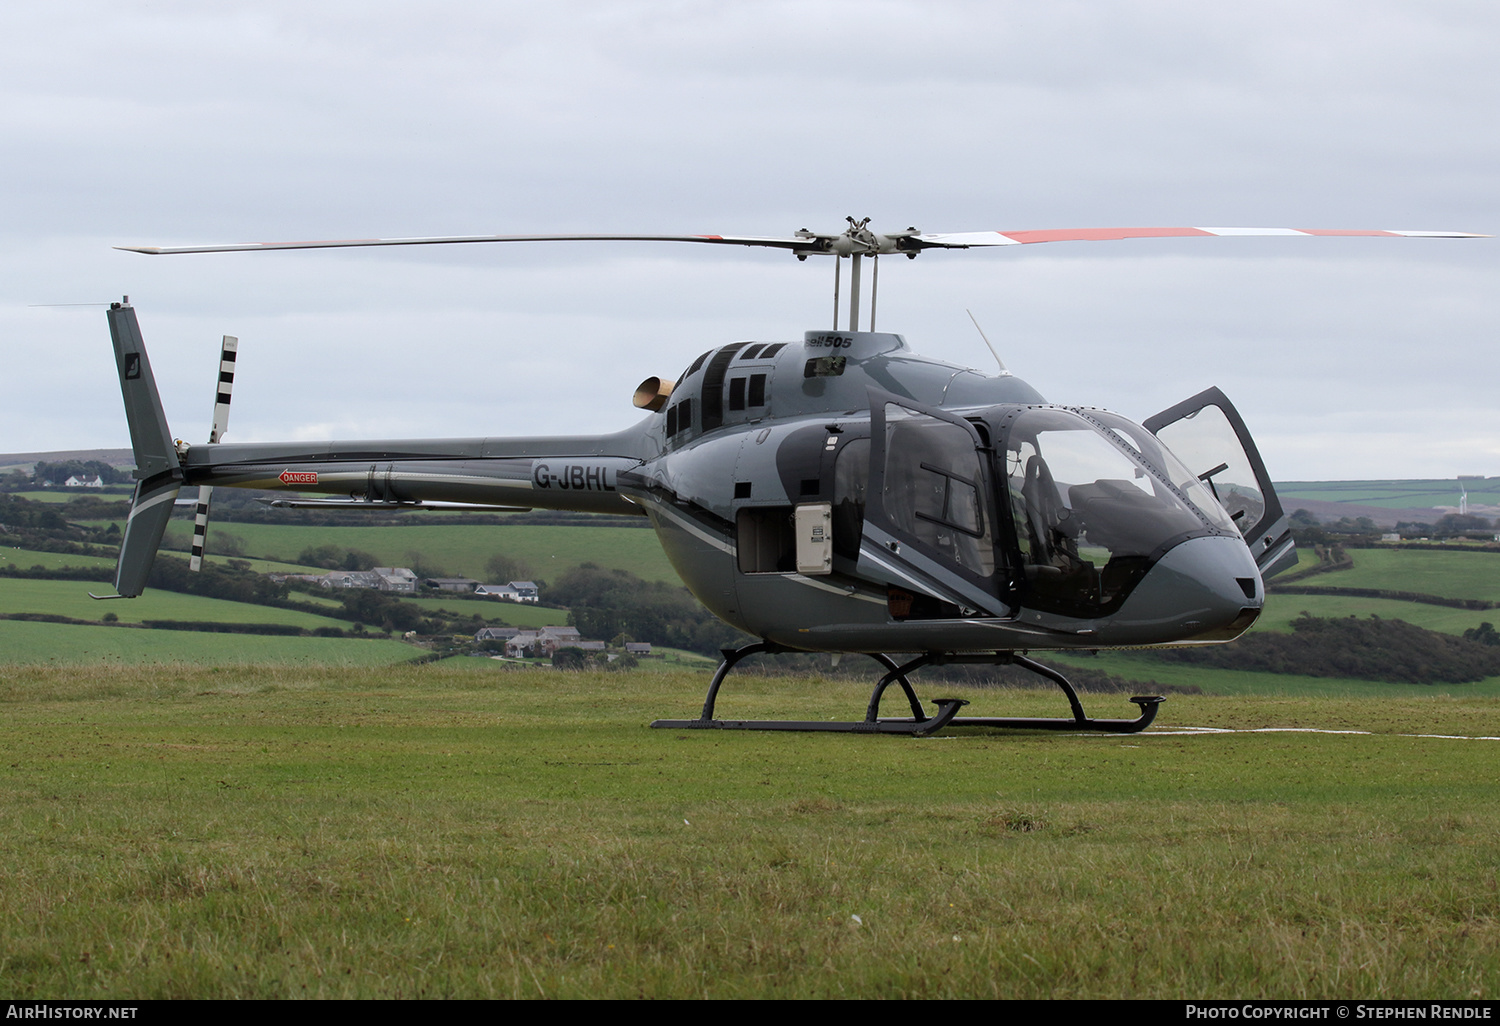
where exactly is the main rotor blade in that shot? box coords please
[116,225,1487,258]
[911,226,1488,249]
[115,232,819,256]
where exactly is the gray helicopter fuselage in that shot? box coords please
[174,328,1270,655]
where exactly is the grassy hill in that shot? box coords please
[8,495,1500,688]
[149,519,678,583]
[1277,477,1499,510]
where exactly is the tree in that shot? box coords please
[1463,622,1499,647]
[485,552,533,583]
[1434,513,1493,538]
[548,562,750,655]
[552,646,588,669]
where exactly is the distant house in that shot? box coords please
[320,570,383,590]
[624,642,653,656]
[271,573,326,585]
[504,631,542,658]
[475,580,541,604]
[64,475,104,488]
[474,626,522,643]
[425,577,479,593]
[373,567,419,594]
[503,626,581,658]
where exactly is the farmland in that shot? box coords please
[153,519,679,583]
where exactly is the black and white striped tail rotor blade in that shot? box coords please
[191,335,238,572]
[210,335,237,443]
[189,487,212,573]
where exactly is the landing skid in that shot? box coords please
[650,643,1164,737]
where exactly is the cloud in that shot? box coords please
[1,1,1494,480]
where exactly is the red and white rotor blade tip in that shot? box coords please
[915,227,1489,248]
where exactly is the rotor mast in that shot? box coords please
[826,217,901,331]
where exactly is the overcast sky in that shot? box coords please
[3,1,1495,482]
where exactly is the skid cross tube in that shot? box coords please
[650,644,1163,736]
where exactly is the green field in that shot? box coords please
[0,578,352,630]
[1,663,1497,999]
[1051,649,1500,699]
[1277,477,1500,510]
[0,620,418,665]
[404,596,574,628]
[147,520,677,583]
[1248,545,1498,636]
[1255,593,1494,636]
[3,489,132,504]
[1284,547,1500,604]
[0,547,116,570]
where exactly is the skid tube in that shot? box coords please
[650,643,1163,737]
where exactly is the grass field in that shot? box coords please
[0,547,116,571]
[1049,649,1500,699]
[1256,546,1498,635]
[0,579,352,631]
[0,620,418,665]
[403,596,574,628]
[3,490,132,504]
[0,662,1496,999]
[1284,547,1500,604]
[1255,594,1493,636]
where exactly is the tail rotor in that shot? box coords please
[189,335,237,571]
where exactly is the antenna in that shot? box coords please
[966,309,1005,372]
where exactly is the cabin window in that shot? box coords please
[880,406,996,579]
[832,436,870,560]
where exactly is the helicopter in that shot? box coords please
[103,219,1485,736]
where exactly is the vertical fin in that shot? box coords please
[105,301,182,598]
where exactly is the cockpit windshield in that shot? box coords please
[999,408,1226,616]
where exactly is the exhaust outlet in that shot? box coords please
[633,376,676,412]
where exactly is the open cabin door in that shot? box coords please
[1144,387,1296,579]
[863,395,1005,617]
